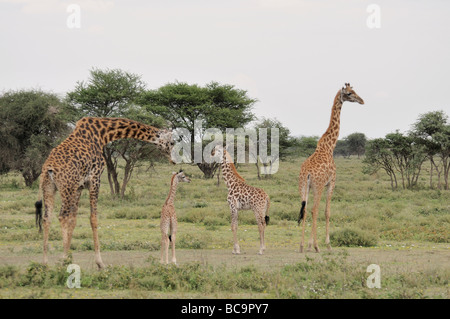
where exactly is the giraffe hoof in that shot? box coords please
[97,262,106,270]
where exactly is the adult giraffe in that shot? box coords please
[35,117,175,269]
[298,83,364,253]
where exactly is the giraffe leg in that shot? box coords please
[160,218,168,264]
[254,209,265,255]
[161,233,169,264]
[257,221,265,255]
[299,173,310,253]
[170,217,177,264]
[308,189,323,253]
[42,178,56,265]
[325,179,335,251]
[58,187,81,262]
[88,181,105,269]
[299,205,307,253]
[58,202,78,262]
[230,204,240,255]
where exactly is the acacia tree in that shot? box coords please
[141,81,256,178]
[251,118,294,179]
[411,111,450,189]
[363,131,427,189]
[346,132,367,158]
[0,90,69,186]
[290,136,319,158]
[334,133,367,158]
[363,138,398,190]
[66,68,165,198]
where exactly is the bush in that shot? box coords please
[203,216,227,227]
[330,228,377,247]
[177,233,209,249]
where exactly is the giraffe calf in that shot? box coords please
[160,170,191,264]
[214,145,270,255]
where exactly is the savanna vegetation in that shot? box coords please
[0,157,448,298]
[0,68,448,299]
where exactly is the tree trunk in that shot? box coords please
[197,162,219,179]
[217,165,221,186]
[120,160,134,199]
[103,147,121,198]
[430,160,434,189]
[444,158,449,190]
[22,169,40,188]
[255,161,261,180]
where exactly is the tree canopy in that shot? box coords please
[140,81,256,178]
[66,68,165,198]
[0,90,69,186]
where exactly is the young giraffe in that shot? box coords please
[214,145,270,255]
[34,117,175,269]
[298,83,364,253]
[160,170,191,264]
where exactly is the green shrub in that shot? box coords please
[177,233,209,249]
[330,228,377,247]
[203,216,227,227]
[193,202,208,208]
[178,210,207,223]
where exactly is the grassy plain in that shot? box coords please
[0,157,448,298]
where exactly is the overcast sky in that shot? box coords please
[0,0,449,139]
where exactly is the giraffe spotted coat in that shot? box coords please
[298,83,364,253]
[35,117,174,269]
[215,145,270,255]
[160,170,191,264]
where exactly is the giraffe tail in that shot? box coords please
[298,174,310,225]
[264,197,270,226]
[168,219,173,242]
[35,173,44,233]
[298,201,306,225]
[35,200,43,233]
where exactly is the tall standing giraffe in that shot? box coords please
[160,170,191,264]
[298,83,364,253]
[34,117,175,269]
[214,145,270,255]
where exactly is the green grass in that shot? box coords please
[0,157,449,298]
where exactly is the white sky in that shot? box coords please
[0,0,449,139]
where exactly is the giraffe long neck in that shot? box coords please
[165,175,178,205]
[316,91,343,154]
[221,151,245,189]
[75,117,163,147]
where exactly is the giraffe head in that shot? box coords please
[213,145,231,163]
[340,83,364,105]
[173,169,191,183]
[155,128,176,164]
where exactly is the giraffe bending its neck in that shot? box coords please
[74,117,174,157]
[298,83,364,253]
[160,170,191,264]
[34,117,175,269]
[215,145,270,255]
